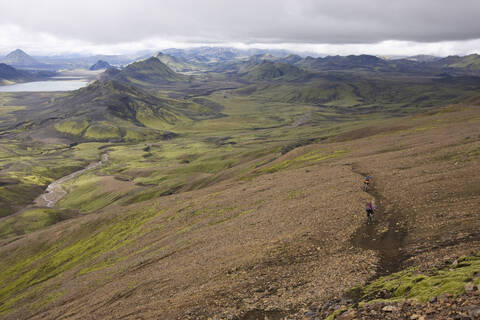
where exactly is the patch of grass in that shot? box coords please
[59,174,123,212]
[0,105,26,116]
[0,208,75,239]
[258,149,347,174]
[55,119,89,136]
[348,254,480,304]
[0,207,164,315]
[84,122,121,140]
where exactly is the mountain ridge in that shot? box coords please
[0,49,41,67]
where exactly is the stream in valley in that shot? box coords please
[34,153,109,208]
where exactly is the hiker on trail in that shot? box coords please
[363,175,372,191]
[365,201,375,223]
[364,175,372,186]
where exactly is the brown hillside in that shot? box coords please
[1,104,479,319]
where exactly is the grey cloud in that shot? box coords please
[1,0,480,45]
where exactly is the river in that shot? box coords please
[35,154,109,208]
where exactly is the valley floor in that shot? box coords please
[1,102,479,319]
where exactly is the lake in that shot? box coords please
[0,79,89,92]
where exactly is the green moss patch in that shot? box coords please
[349,254,480,304]
[0,208,75,239]
[84,123,121,140]
[258,149,347,174]
[55,119,89,136]
[0,208,163,315]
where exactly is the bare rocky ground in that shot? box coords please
[326,291,480,320]
[1,104,480,319]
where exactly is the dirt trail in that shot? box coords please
[350,169,409,276]
[34,153,109,207]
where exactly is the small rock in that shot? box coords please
[337,310,355,320]
[465,282,475,293]
[429,296,437,303]
[410,314,420,320]
[466,305,480,318]
[303,310,316,317]
[382,305,397,312]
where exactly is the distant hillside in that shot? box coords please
[0,63,53,84]
[0,49,40,67]
[239,61,309,81]
[248,53,279,63]
[89,60,112,70]
[39,80,221,141]
[297,54,391,71]
[164,47,239,62]
[436,54,480,70]
[406,54,441,62]
[0,63,29,83]
[279,54,303,64]
[101,57,188,87]
[246,53,302,65]
[294,53,480,76]
[153,52,197,72]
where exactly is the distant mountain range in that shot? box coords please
[89,60,113,70]
[1,47,480,78]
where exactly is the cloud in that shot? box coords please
[1,0,480,55]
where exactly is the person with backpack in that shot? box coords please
[365,201,375,223]
[363,175,372,191]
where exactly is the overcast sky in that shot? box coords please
[1,0,480,56]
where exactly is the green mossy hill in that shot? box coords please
[102,57,188,86]
[435,54,480,70]
[236,74,480,111]
[296,54,424,74]
[153,52,198,72]
[239,61,309,81]
[50,80,220,141]
[294,54,480,75]
[297,54,389,71]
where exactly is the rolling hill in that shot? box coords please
[433,54,480,72]
[101,56,189,87]
[153,52,198,72]
[49,80,223,141]
[0,63,53,84]
[296,54,389,71]
[0,63,30,84]
[238,61,310,81]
